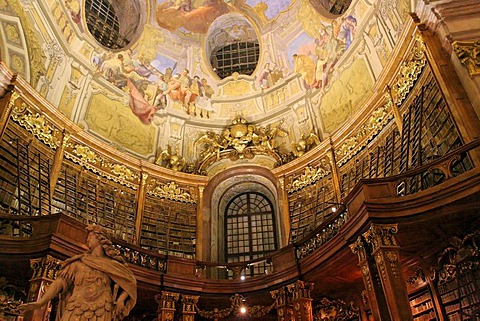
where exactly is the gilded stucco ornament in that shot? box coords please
[390,34,426,105]
[335,91,393,166]
[72,144,97,164]
[65,142,139,188]
[287,161,331,193]
[147,181,196,204]
[111,164,137,182]
[11,96,61,148]
[195,116,287,173]
[155,145,187,172]
[7,0,46,85]
[291,132,320,158]
[452,40,480,76]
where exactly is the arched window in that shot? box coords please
[225,192,277,278]
[211,42,260,79]
[309,0,353,16]
[84,0,128,49]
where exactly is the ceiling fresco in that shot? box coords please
[0,0,411,174]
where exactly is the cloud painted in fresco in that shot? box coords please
[286,32,316,68]
[245,0,292,20]
[148,55,177,81]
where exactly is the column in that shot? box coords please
[287,280,314,321]
[363,224,412,321]
[196,186,204,261]
[23,256,62,321]
[49,131,70,198]
[134,172,148,245]
[271,287,294,321]
[351,224,413,321]
[0,90,17,142]
[278,177,291,246]
[155,291,179,321]
[350,236,391,321]
[180,295,199,321]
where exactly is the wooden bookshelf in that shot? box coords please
[409,287,438,321]
[141,196,196,258]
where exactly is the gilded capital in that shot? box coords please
[181,295,199,312]
[452,40,480,76]
[29,255,61,280]
[155,291,180,309]
[287,280,314,300]
[363,224,399,252]
[271,287,289,307]
[350,236,368,262]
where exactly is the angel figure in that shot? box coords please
[265,120,288,150]
[155,145,186,172]
[291,132,321,157]
[195,131,229,161]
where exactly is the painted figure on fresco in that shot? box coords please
[155,0,243,34]
[293,54,316,89]
[20,225,137,321]
[311,25,344,92]
[337,15,357,49]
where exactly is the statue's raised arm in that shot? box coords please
[20,224,137,321]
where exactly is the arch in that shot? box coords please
[201,165,288,264]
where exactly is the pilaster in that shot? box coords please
[23,255,62,321]
[180,295,199,321]
[49,131,70,198]
[135,172,148,245]
[155,291,180,321]
[287,280,314,321]
[352,224,413,321]
[350,236,391,321]
[271,287,294,321]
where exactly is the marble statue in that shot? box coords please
[20,225,137,321]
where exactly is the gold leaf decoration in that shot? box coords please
[287,165,331,193]
[11,97,61,148]
[147,181,196,204]
[452,40,480,76]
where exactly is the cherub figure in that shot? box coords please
[155,145,186,172]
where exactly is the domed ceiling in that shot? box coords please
[0,0,411,175]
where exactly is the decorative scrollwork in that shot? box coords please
[452,40,480,76]
[287,163,331,193]
[10,96,61,148]
[194,294,275,319]
[436,229,480,284]
[146,181,197,204]
[313,297,359,321]
[296,213,348,259]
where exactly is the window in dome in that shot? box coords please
[225,192,277,278]
[84,0,128,49]
[211,41,260,79]
[310,0,353,15]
